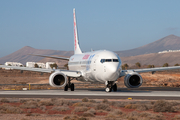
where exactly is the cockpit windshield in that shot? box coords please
[100,59,119,63]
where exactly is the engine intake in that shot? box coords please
[124,72,143,88]
[49,72,67,87]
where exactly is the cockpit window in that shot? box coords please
[105,59,112,62]
[100,59,119,63]
[113,59,119,62]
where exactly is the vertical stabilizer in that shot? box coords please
[73,8,82,54]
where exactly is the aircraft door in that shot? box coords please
[92,55,99,72]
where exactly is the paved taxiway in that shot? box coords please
[1,87,180,100]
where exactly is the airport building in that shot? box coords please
[5,62,23,67]
[36,63,46,68]
[46,62,56,69]
[26,62,36,68]
[26,62,56,69]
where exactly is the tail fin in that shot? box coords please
[73,8,82,54]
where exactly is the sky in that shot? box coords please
[0,0,180,58]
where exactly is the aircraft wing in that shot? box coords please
[0,65,53,73]
[0,65,81,77]
[29,54,69,60]
[120,66,180,77]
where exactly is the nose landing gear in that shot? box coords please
[64,77,74,91]
[105,81,117,92]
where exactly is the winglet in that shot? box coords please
[73,8,82,54]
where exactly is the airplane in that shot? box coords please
[1,8,180,92]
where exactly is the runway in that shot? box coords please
[1,87,180,100]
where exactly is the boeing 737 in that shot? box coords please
[1,8,180,92]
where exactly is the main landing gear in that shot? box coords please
[64,77,74,91]
[105,81,117,92]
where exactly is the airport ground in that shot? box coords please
[1,69,180,119]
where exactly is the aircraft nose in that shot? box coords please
[104,64,120,81]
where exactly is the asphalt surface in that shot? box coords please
[1,87,180,100]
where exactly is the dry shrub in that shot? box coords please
[102,99,109,103]
[106,109,123,119]
[111,101,127,108]
[0,98,9,103]
[26,113,40,116]
[95,103,111,111]
[153,100,175,112]
[63,115,79,120]
[114,109,123,116]
[136,104,149,111]
[20,99,28,103]
[87,108,96,115]
[40,106,46,112]
[20,101,39,109]
[173,115,180,120]
[82,97,89,102]
[78,117,88,120]
[52,106,70,112]
[81,111,94,117]
[147,113,164,120]
[139,112,152,117]
[39,100,53,106]
[126,111,139,120]
[89,99,96,103]
[0,104,23,114]
[73,107,88,113]
[73,102,94,107]
[52,99,73,106]
[124,104,138,109]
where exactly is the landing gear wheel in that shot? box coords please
[105,87,112,92]
[70,83,74,91]
[112,84,117,92]
[64,84,68,91]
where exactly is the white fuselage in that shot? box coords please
[68,50,122,83]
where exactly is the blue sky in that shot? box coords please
[0,0,180,58]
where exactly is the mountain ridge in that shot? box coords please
[116,34,180,57]
[1,34,180,66]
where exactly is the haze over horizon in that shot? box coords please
[1,0,180,58]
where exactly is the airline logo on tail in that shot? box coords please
[73,8,82,54]
[73,11,77,50]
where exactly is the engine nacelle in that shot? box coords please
[124,72,143,88]
[49,72,67,87]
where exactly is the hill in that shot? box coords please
[116,34,180,57]
[0,46,73,65]
[121,52,180,67]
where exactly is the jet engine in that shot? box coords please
[124,72,143,88]
[49,72,67,87]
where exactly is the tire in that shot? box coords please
[105,87,112,92]
[64,84,68,91]
[113,84,117,92]
[70,83,74,91]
